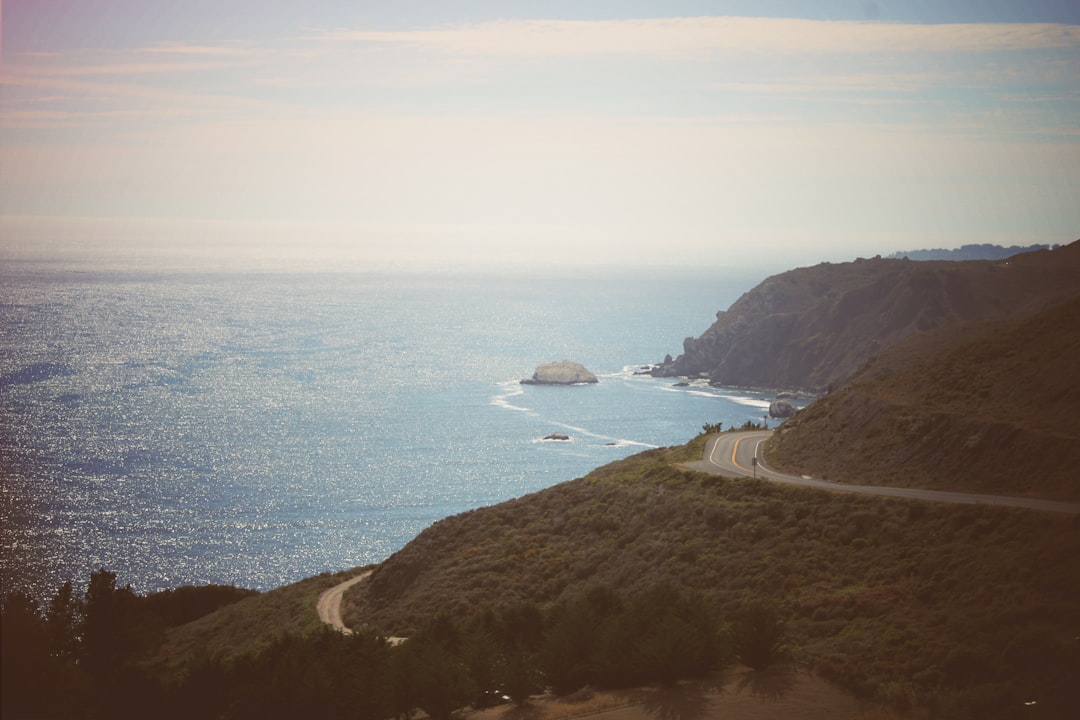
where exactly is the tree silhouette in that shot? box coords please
[732,603,787,671]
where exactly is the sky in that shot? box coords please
[1,1,1078,271]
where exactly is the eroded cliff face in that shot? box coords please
[653,242,1080,393]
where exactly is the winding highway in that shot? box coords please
[685,431,1080,515]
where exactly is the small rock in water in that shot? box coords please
[544,433,571,441]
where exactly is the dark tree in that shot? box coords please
[732,602,787,671]
[392,614,474,719]
[2,593,51,717]
[45,580,83,659]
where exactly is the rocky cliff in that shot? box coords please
[653,242,1080,393]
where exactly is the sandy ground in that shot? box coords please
[465,669,900,720]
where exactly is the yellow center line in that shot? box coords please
[730,436,750,473]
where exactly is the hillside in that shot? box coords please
[652,242,1080,392]
[146,568,361,671]
[343,442,1080,718]
[768,292,1080,501]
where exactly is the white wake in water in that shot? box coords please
[493,375,657,449]
[490,380,534,414]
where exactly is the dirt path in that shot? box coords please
[315,571,371,635]
[316,570,407,644]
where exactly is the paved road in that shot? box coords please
[685,431,1080,515]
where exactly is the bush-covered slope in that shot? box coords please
[769,294,1080,501]
[653,241,1080,392]
[147,567,363,671]
[344,444,1080,717]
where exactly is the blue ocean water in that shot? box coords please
[1,262,797,599]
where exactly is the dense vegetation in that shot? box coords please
[148,567,360,672]
[346,439,1080,719]
[5,435,1078,718]
[1,569,255,718]
[3,566,780,719]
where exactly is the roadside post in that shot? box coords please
[752,456,757,479]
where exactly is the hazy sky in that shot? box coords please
[2,1,1078,270]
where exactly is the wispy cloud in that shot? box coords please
[711,73,943,96]
[136,41,257,57]
[0,69,288,131]
[310,17,1080,57]
[0,108,211,130]
[2,13,1077,257]
[11,61,250,77]
[1,71,225,106]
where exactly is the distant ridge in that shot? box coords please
[653,241,1080,393]
[886,243,1056,261]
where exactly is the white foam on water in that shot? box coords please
[546,420,657,449]
[490,379,534,414]
[717,394,772,409]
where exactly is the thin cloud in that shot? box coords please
[0,108,213,130]
[0,70,288,130]
[13,61,249,77]
[711,73,944,96]
[137,42,257,56]
[310,16,1080,57]
[1,72,220,105]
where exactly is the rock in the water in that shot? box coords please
[544,433,571,441]
[769,400,797,418]
[521,360,598,385]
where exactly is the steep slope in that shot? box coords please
[343,444,1080,717]
[653,241,1080,392]
[769,292,1080,501]
[146,568,361,671]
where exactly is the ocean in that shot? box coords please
[1,261,798,600]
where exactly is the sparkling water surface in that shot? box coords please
[1,263,796,599]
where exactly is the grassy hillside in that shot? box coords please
[769,294,1080,501]
[147,567,366,671]
[344,442,1080,718]
[654,241,1080,392]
